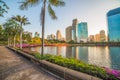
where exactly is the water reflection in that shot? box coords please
[77,47,88,63]
[109,47,120,70]
[30,46,120,70]
[88,47,111,68]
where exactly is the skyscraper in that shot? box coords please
[107,7,120,42]
[47,34,55,40]
[56,30,62,40]
[72,19,79,42]
[77,22,88,42]
[89,35,95,42]
[95,34,100,42]
[66,26,72,42]
[100,30,106,42]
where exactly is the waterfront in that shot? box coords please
[28,46,120,70]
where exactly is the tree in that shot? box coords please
[0,25,4,41]
[3,19,20,46]
[19,0,65,56]
[0,0,9,17]
[12,15,30,49]
[23,32,32,43]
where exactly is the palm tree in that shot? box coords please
[23,32,31,43]
[19,0,65,56]
[12,15,30,49]
[3,19,20,46]
[0,0,9,17]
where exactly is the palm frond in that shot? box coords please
[49,0,65,7]
[48,4,57,19]
[19,0,41,10]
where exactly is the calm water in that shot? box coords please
[29,46,120,70]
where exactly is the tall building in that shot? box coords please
[89,35,95,42]
[100,30,106,42]
[47,34,55,40]
[72,19,79,42]
[95,34,100,42]
[107,7,120,42]
[34,32,39,38]
[77,22,88,42]
[56,30,62,40]
[66,26,72,42]
[24,31,32,38]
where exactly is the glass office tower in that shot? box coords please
[77,22,88,42]
[72,19,79,42]
[107,7,120,42]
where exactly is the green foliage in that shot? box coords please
[0,41,7,45]
[32,53,119,80]
[0,0,9,17]
[68,40,75,44]
[47,39,66,44]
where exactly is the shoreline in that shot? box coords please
[21,43,120,48]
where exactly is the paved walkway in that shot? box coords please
[0,46,62,80]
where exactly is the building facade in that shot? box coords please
[66,26,72,42]
[77,22,88,42]
[47,34,55,40]
[56,30,62,40]
[72,19,79,42]
[100,30,106,42]
[89,35,95,42]
[107,7,120,42]
[95,34,100,42]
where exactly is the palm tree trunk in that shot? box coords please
[8,37,9,46]
[13,35,16,47]
[41,0,46,56]
[20,30,22,49]
[9,37,11,46]
[20,23,22,49]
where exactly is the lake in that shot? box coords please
[28,46,120,70]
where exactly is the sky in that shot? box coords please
[0,0,120,38]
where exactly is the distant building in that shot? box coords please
[89,35,95,42]
[77,22,88,42]
[95,34,100,42]
[72,19,79,42]
[107,7,120,42]
[24,31,32,38]
[100,30,106,42]
[47,34,55,40]
[66,26,72,42]
[34,32,39,38]
[56,30,62,40]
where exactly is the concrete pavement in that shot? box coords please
[0,46,62,80]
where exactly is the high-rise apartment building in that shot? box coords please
[34,32,39,38]
[56,30,62,40]
[72,19,79,42]
[47,34,55,40]
[107,7,120,42]
[77,22,88,42]
[95,34,100,42]
[89,35,95,42]
[100,30,106,42]
[66,26,72,42]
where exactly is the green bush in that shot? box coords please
[32,53,119,80]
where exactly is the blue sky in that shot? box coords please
[0,0,120,38]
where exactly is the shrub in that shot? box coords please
[32,54,119,80]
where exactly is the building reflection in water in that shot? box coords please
[30,46,120,70]
[88,46,111,68]
[109,47,120,70]
[56,46,66,57]
[66,46,73,58]
[78,47,88,63]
